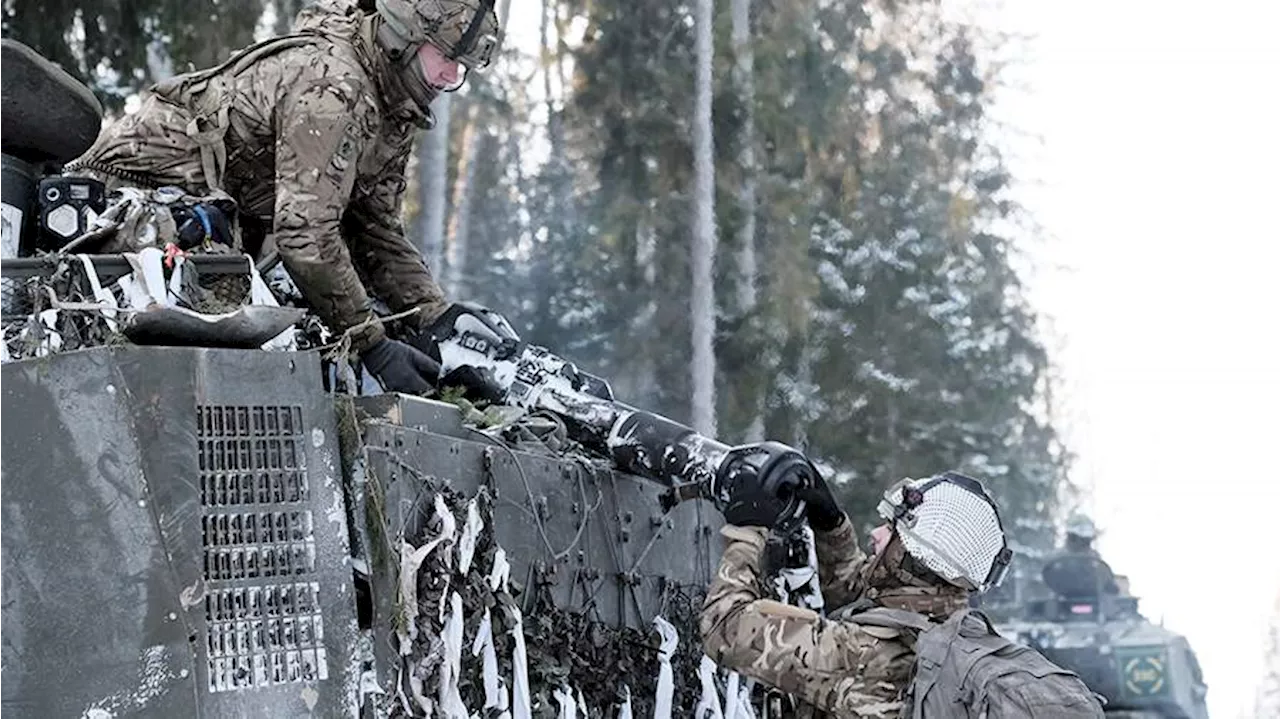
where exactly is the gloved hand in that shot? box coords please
[406,302,511,403]
[796,472,845,531]
[437,365,506,403]
[723,477,793,528]
[361,338,441,395]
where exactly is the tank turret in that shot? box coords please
[996,558,1208,717]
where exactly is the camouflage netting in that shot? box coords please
[1,270,126,358]
[382,475,714,718]
[0,253,304,361]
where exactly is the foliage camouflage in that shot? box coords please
[391,476,711,717]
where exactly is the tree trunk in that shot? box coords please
[731,0,757,315]
[273,0,302,35]
[691,0,718,435]
[444,104,480,298]
[419,95,453,272]
[792,318,815,452]
[548,0,575,228]
[631,208,659,404]
[431,0,510,296]
[731,0,763,441]
[1258,589,1280,718]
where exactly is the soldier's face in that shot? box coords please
[417,42,465,92]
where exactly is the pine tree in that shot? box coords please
[723,0,1068,539]
[547,0,702,417]
[3,0,267,109]
[729,0,761,442]
[690,0,718,435]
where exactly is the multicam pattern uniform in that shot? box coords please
[700,521,916,719]
[73,1,444,350]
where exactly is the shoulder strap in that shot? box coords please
[959,608,999,636]
[844,606,935,632]
[149,33,327,191]
[157,33,324,94]
[911,608,1010,711]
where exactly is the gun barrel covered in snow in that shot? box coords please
[431,304,816,525]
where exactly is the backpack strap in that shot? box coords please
[909,608,1013,716]
[960,608,999,636]
[843,606,935,632]
[150,34,324,191]
[826,598,876,621]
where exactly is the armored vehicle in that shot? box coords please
[1,346,729,717]
[996,577,1209,717]
[1,38,752,717]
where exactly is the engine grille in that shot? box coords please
[197,404,328,692]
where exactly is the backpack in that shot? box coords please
[849,607,1104,718]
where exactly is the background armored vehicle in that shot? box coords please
[995,574,1209,718]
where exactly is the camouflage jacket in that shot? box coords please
[700,520,916,719]
[74,0,444,350]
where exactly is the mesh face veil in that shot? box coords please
[876,473,1012,592]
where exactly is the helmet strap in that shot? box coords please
[451,0,495,59]
[375,15,415,64]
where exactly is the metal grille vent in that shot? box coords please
[197,405,328,692]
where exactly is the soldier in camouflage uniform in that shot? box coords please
[70,0,501,394]
[701,472,1009,718]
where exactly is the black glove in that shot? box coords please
[361,338,441,395]
[717,442,814,530]
[437,365,506,403]
[796,473,845,532]
[723,481,792,529]
[405,303,509,403]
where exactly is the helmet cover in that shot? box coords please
[877,472,1011,592]
[376,0,502,69]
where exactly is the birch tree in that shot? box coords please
[690,0,717,435]
[1257,589,1280,718]
[418,96,452,269]
[731,0,761,441]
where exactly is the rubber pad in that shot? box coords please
[1,39,103,164]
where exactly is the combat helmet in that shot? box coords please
[374,0,502,111]
[1065,512,1098,541]
[876,472,1013,592]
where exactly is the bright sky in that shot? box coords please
[975,1,1280,716]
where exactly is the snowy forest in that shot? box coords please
[2,0,1072,557]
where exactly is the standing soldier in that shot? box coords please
[69,0,501,394]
